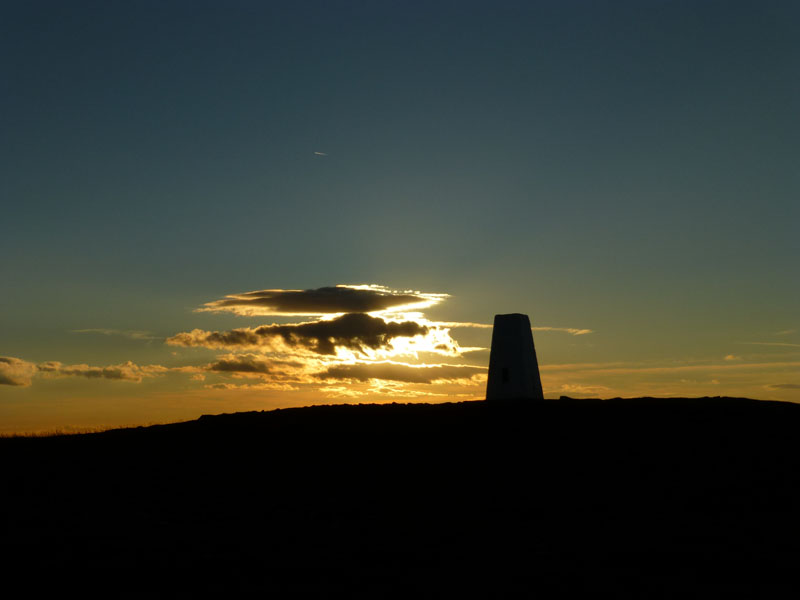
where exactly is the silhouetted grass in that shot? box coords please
[2,397,799,596]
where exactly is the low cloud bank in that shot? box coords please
[205,354,304,377]
[316,362,485,384]
[37,361,167,382]
[1,356,167,387]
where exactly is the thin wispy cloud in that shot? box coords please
[560,383,611,395]
[315,361,485,385]
[319,385,368,398]
[72,329,159,341]
[776,329,796,335]
[439,322,593,335]
[317,382,458,400]
[205,382,299,391]
[766,383,800,390]
[434,321,493,329]
[740,342,800,348]
[314,151,328,156]
[538,358,800,400]
[362,382,453,399]
[541,359,800,376]
[534,326,593,336]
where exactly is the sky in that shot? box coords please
[1,0,798,433]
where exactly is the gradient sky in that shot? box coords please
[2,1,798,433]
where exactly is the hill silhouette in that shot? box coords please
[4,397,800,596]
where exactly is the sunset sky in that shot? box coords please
[2,1,798,433]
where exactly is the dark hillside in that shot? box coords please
[3,397,800,596]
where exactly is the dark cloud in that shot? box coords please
[168,313,429,355]
[208,356,274,374]
[315,362,485,384]
[172,329,262,348]
[206,355,302,375]
[767,383,800,390]
[199,285,442,315]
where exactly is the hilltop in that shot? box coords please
[4,397,800,596]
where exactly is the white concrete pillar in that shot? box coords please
[485,313,544,400]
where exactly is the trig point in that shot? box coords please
[486,313,544,401]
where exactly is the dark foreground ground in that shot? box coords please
[3,397,800,597]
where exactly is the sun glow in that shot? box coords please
[161,284,497,397]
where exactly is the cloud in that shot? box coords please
[36,361,168,382]
[314,151,328,156]
[0,357,38,387]
[196,284,447,316]
[534,327,593,336]
[724,354,741,361]
[315,361,485,384]
[541,360,800,376]
[204,382,299,391]
[319,385,369,398]
[168,313,430,355]
[363,381,453,398]
[741,342,800,348]
[1,357,169,386]
[560,383,611,396]
[437,321,493,329]
[766,383,800,390]
[72,329,159,341]
[776,329,796,336]
[440,322,593,335]
[207,354,279,374]
[205,354,308,381]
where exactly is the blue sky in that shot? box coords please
[1,1,798,432]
